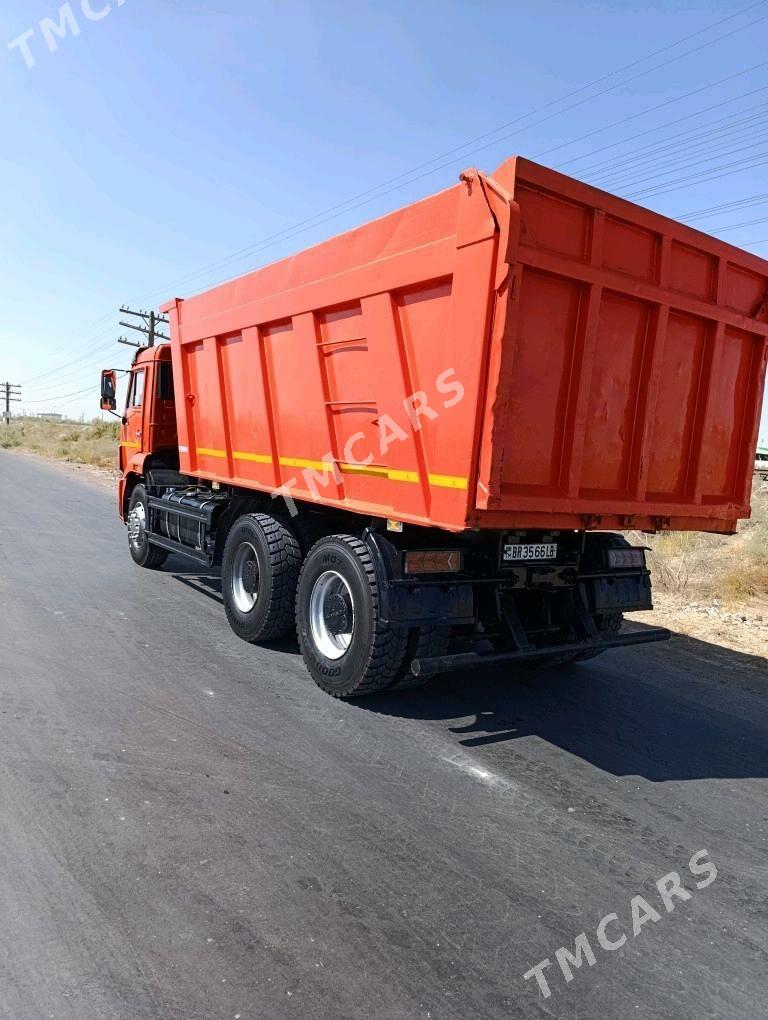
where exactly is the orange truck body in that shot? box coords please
[162,156,768,535]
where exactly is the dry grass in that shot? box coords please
[635,482,768,608]
[0,417,119,469]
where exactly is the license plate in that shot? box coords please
[503,542,557,562]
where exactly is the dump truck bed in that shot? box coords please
[163,156,768,534]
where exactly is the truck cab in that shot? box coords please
[102,345,178,520]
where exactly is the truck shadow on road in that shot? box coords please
[171,567,225,605]
[364,627,768,783]
[168,567,768,783]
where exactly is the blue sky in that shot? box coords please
[1,0,768,440]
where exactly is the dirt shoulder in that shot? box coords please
[628,482,768,660]
[627,593,768,661]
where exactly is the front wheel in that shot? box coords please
[296,535,408,698]
[127,484,167,569]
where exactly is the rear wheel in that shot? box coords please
[222,514,302,642]
[573,611,623,662]
[127,484,167,569]
[571,533,630,662]
[296,535,408,698]
[525,610,624,668]
[527,533,632,668]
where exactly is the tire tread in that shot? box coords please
[388,625,451,691]
[297,534,408,698]
[128,484,168,569]
[223,513,302,642]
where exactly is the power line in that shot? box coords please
[21,332,119,386]
[555,85,768,171]
[20,309,166,395]
[130,8,768,306]
[23,383,99,405]
[531,60,768,169]
[26,349,132,393]
[593,130,768,190]
[340,0,768,192]
[675,191,768,219]
[626,151,768,199]
[596,134,768,195]
[705,213,768,232]
[578,102,768,181]
[132,68,767,318]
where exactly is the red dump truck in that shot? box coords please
[101,156,768,697]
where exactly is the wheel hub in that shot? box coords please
[231,542,260,613]
[323,592,351,636]
[242,558,258,595]
[309,570,355,660]
[128,502,146,547]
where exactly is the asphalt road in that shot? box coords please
[0,451,767,1020]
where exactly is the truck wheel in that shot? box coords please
[529,609,625,668]
[574,611,623,662]
[127,484,167,569]
[296,535,408,698]
[222,514,302,642]
[573,532,630,663]
[388,626,451,691]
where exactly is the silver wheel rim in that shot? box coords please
[309,570,355,660]
[231,542,260,613]
[128,501,146,549]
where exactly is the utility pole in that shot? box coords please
[118,307,170,349]
[2,383,21,425]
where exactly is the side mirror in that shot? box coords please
[100,369,117,412]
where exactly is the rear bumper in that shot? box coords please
[411,626,671,677]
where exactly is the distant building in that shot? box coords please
[756,441,768,479]
[35,413,64,422]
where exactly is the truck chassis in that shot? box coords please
[124,476,669,697]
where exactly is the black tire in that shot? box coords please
[571,533,629,662]
[222,514,302,642]
[127,484,168,569]
[573,611,623,662]
[526,610,624,668]
[296,535,408,698]
[529,533,631,667]
[388,626,451,691]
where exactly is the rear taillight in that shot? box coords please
[607,547,646,569]
[404,550,463,574]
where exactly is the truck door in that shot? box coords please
[151,359,177,451]
[120,365,147,471]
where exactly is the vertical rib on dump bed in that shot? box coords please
[163,155,768,535]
